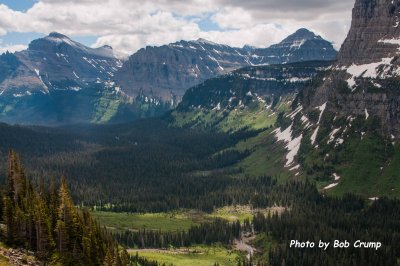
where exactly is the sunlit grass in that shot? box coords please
[130,246,240,266]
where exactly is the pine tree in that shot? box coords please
[1,151,129,265]
[56,177,81,258]
[34,191,54,259]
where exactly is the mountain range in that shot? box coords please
[1,1,400,265]
[0,29,336,125]
[117,28,337,103]
[172,0,400,199]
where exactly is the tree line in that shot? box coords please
[114,218,241,249]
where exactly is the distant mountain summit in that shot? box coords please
[280,28,323,44]
[30,32,116,58]
[115,38,252,103]
[0,33,132,124]
[116,28,337,104]
[251,28,337,65]
[0,32,123,97]
[0,29,336,125]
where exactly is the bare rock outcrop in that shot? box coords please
[305,0,400,138]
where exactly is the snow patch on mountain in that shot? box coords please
[344,57,395,89]
[273,124,303,167]
[365,108,369,120]
[310,102,327,145]
[327,128,341,144]
[323,183,339,190]
[333,173,341,181]
[378,38,400,51]
[290,39,306,49]
[73,71,79,79]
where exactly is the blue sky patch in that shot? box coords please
[1,0,37,11]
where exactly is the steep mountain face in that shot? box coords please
[0,32,123,97]
[252,28,337,65]
[275,0,400,198]
[0,33,155,125]
[171,60,331,132]
[117,29,337,104]
[170,60,332,180]
[116,38,251,103]
[0,52,44,96]
[306,0,400,138]
[0,30,336,125]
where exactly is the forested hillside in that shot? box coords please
[0,151,129,265]
[0,120,264,212]
[250,182,400,266]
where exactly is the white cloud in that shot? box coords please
[0,0,352,55]
[200,24,298,48]
[0,44,28,54]
[210,5,351,49]
[212,7,255,29]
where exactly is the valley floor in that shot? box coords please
[128,246,240,266]
[91,206,275,265]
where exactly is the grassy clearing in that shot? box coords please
[93,205,284,233]
[209,206,254,223]
[172,101,277,133]
[130,246,240,266]
[218,107,275,132]
[209,205,286,223]
[91,210,209,232]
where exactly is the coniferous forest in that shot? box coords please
[1,151,129,265]
[2,0,400,265]
[0,121,262,212]
[0,120,400,265]
[1,149,400,265]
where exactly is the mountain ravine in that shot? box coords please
[172,0,400,199]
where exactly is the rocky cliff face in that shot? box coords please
[0,29,336,125]
[253,28,337,65]
[338,0,400,65]
[116,39,251,103]
[305,0,400,139]
[281,0,400,197]
[0,33,131,125]
[171,60,331,132]
[178,60,331,111]
[0,32,123,97]
[116,29,337,104]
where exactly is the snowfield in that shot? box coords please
[273,124,303,167]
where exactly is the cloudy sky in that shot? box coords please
[0,0,354,56]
